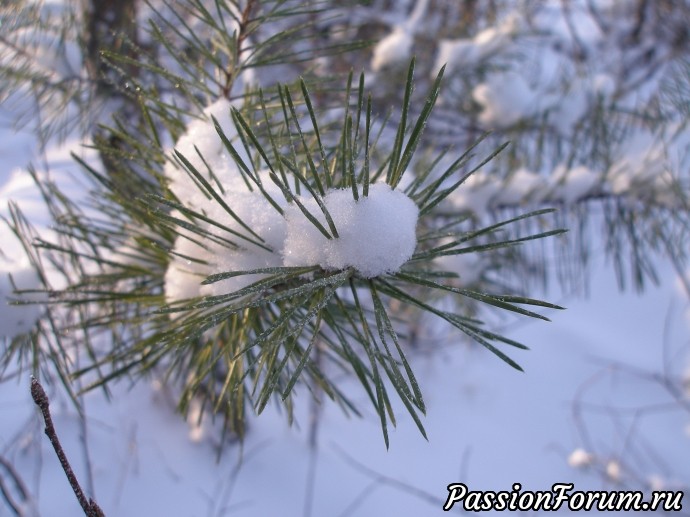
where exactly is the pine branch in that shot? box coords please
[14,0,690,447]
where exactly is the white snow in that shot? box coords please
[448,165,601,215]
[435,13,520,73]
[472,71,541,128]
[283,183,419,278]
[567,448,594,468]
[592,73,616,98]
[0,267,42,339]
[371,26,413,72]
[2,1,690,515]
[164,235,215,303]
[547,164,600,204]
[164,104,419,304]
[605,460,622,482]
[163,99,293,302]
[604,125,689,207]
[648,474,666,491]
[446,171,500,215]
[370,0,429,72]
[163,191,288,302]
[166,98,252,209]
[493,167,545,206]
[205,192,287,295]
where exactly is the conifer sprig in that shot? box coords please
[2,0,568,445]
[7,53,564,444]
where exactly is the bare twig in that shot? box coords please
[0,455,31,517]
[304,338,324,517]
[30,377,105,517]
[332,443,440,515]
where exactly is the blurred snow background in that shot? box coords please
[1,0,690,515]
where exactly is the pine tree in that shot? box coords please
[1,0,688,449]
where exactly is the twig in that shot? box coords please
[304,338,324,517]
[30,377,105,517]
[303,447,318,517]
[0,455,30,517]
[332,443,440,514]
[222,0,258,98]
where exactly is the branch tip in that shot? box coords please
[30,376,48,410]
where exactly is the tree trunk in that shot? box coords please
[82,0,139,96]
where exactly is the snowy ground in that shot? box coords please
[2,0,690,514]
[1,142,689,515]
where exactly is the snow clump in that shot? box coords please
[567,448,594,468]
[370,0,429,72]
[605,460,622,482]
[371,26,413,72]
[283,183,419,278]
[163,100,419,302]
[434,13,521,73]
[163,187,287,302]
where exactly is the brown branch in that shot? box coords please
[223,0,259,98]
[82,0,139,96]
[30,377,105,517]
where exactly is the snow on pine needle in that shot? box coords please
[164,98,287,300]
[146,62,564,445]
[163,98,419,303]
[282,183,418,278]
[15,61,564,446]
